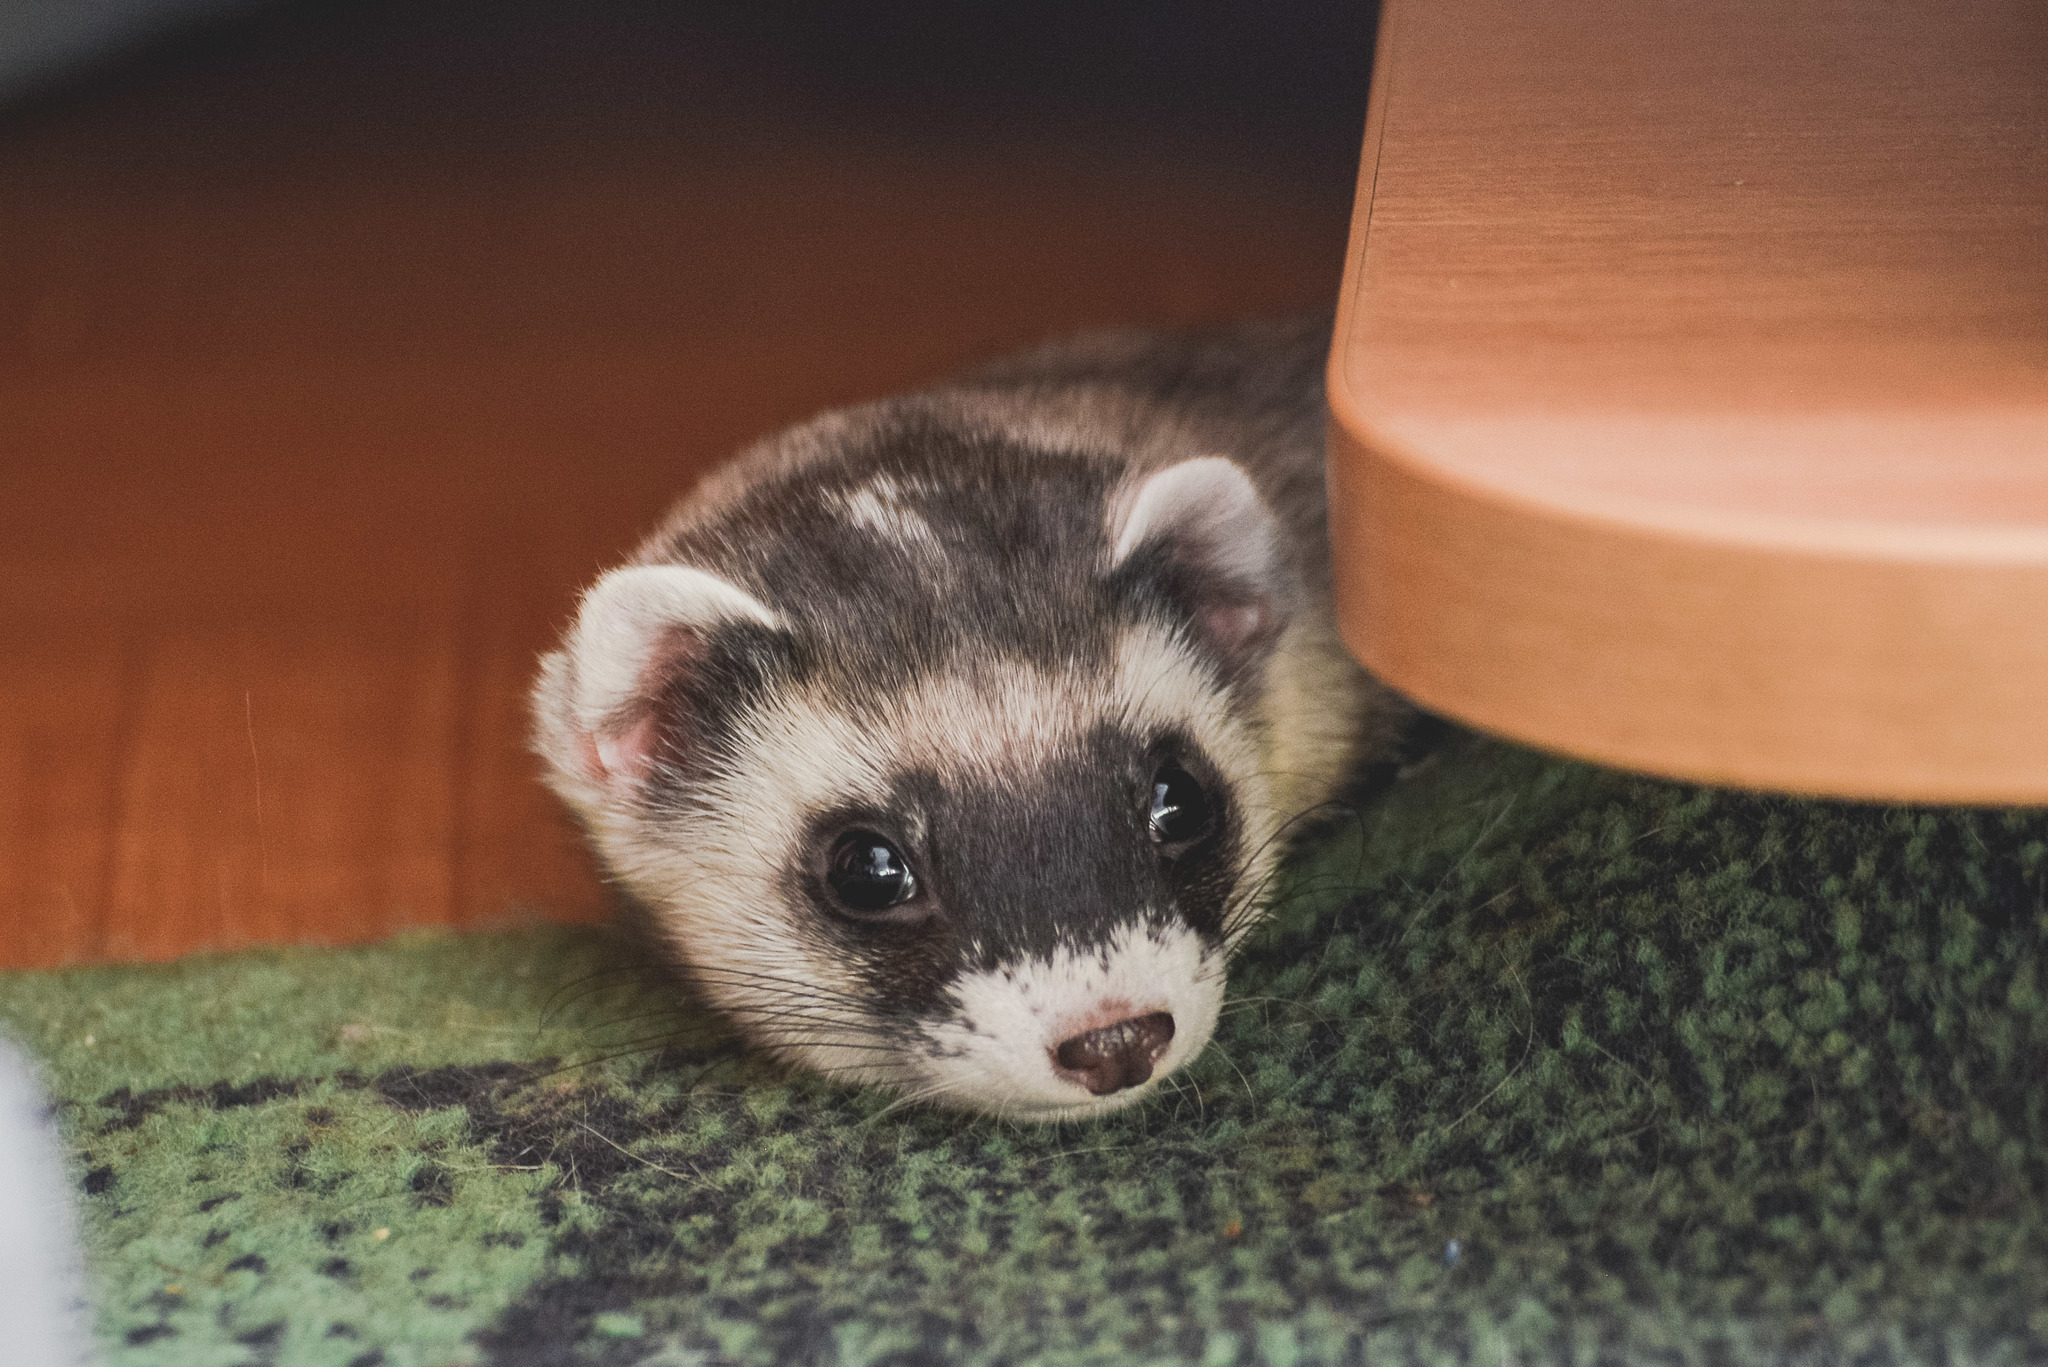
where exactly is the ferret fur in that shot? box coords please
[532,312,1406,1119]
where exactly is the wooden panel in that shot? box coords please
[99,617,463,960]
[0,8,1355,968]
[1328,0,2048,800]
[0,635,131,964]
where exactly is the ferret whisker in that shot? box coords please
[717,991,890,1018]
[716,1004,902,1041]
[1217,794,1376,946]
[529,1038,700,1081]
[685,993,895,1027]
[758,1040,907,1058]
[541,972,661,1012]
[714,989,888,1019]
[738,1010,899,1039]
[800,1054,907,1078]
[861,1082,956,1125]
[1223,995,1342,1031]
[749,1029,899,1050]
[688,982,885,1018]
[539,966,670,1021]
[1251,876,1376,916]
[739,1023,897,1048]
[1226,802,1364,914]
[682,966,888,1010]
[1252,796,1366,864]
[569,1008,697,1036]
[1199,1035,1259,1102]
[733,1004,905,1038]
[560,1029,693,1057]
[738,1005,894,1032]
[752,1035,903,1052]
[542,991,665,1029]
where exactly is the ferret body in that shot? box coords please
[532,313,1406,1119]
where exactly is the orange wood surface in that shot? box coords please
[1328,0,2048,802]
[0,6,1360,969]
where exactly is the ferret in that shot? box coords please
[532,313,1406,1120]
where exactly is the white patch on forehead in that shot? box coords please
[834,475,940,551]
[709,658,1098,821]
[915,921,1226,1120]
[713,619,1250,807]
[885,667,1085,777]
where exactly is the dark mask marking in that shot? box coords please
[789,723,1240,1025]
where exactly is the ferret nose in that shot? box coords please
[1053,1011,1176,1095]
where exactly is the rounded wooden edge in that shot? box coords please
[1323,390,2048,804]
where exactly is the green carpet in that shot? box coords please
[4,732,2046,1365]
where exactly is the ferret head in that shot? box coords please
[533,439,1298,1119]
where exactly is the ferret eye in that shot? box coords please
[826,831,919,914]
[1148,761,1211,846]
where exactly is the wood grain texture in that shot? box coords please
[0,3,1361,969]
[1329,0,2048,801]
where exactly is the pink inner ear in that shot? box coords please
[580,622,706,788]
[586,710,665,786]
[1199,598,1279,666]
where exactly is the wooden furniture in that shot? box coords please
[1327,0,2048,802]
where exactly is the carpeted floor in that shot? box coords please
[3,730,2045,1365]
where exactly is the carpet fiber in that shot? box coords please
[4,732,2046,1365]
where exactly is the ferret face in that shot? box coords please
[534,438,1296,1118]
[657,630,1276,1118]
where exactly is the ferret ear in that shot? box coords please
[540,564,783,795]
[1108,456,1291,674]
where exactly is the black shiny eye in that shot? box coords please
[1148,761,1211,846]
[826,831,919,914]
